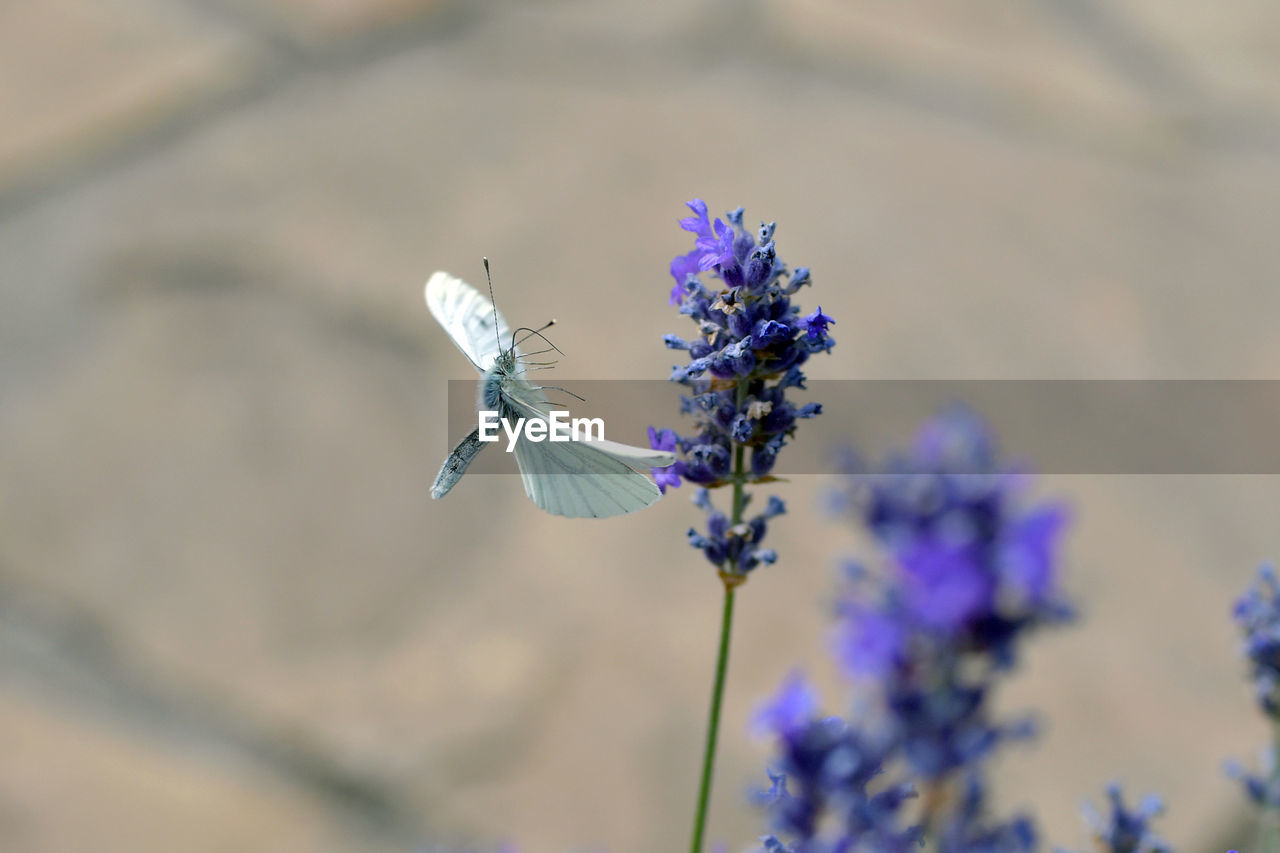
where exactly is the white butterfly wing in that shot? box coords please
[424,271,513,372]
[568,436,679,469]
[500,381,676,518]
[512,435,669,518]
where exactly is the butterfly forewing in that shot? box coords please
[424,271,513,372]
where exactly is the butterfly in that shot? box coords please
[425,266,676,518]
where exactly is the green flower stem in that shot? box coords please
[689,579,737,853]
[689,440,748,853]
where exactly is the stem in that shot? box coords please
[689,425,749,853]
[689,582,737,853]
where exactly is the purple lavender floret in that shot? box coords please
[1058,784,1171,853]
[751,670,819,739]
[685,489,783,573]
[648,427,683,494]
[752,674,924,853]
[654,199,833,576]
[1232,564,1280,716]
[1225,565,1280,810]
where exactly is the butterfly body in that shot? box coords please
[480,349,529,412]
[424,270,674,518]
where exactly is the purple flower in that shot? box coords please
[751,670,819,738]
[749,410,1081,853]
[670,249,702,305]
[686,489,785,573]
[1225,756,1280,809]
[1064,784,1171,853]
[648,426,683,493]
[1226,565,1280,813]
[698,217,737,271]
[999,505,1069,605]
[837,406,1073,662]
[679,198,712,238]
[653,199,833,577]
[801,306,834,343]
[899,541,993,631]
[1233,564,1280,715]
[832,604,906,679]
[754,715,923,852]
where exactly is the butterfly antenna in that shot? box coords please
[483,257,503,358]
[515,319,558,349]
[512,326,564,357]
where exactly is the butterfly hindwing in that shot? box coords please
[511,428,664,518]
[498,389,667,518]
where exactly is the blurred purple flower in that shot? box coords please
[1062,784,1171,853]
[751,670,819,738]
[756,407,1071,852]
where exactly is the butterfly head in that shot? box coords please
[481,349,517,410]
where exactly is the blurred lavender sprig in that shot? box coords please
[1227,565,1280,852]
[1233,565,1280,719]
[831,405,1073,680]
[754,407,1072,851]
[831,407,1071,782]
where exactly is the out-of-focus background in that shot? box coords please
[2,1,1280,851]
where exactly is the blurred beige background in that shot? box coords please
[3,1,1280,851]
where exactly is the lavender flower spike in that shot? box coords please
[653,199,833,578]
